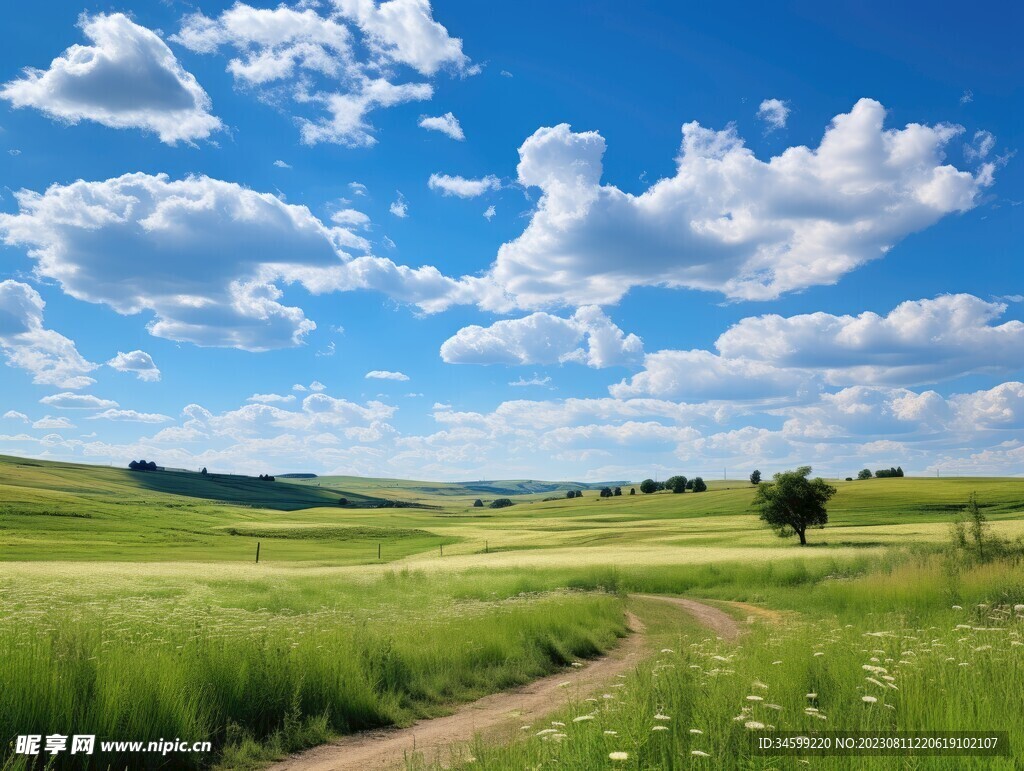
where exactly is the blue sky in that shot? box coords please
[0,0,1021,481]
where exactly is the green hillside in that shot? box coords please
[2,453,1023,563]
[0,455,452,562]
[283,474,629,502]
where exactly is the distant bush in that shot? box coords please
[692,477,707,493]
[629,487,636,495]
[473,499,484,507]
[600,486,613,498]
[489,498,514,509]
[845,477,853,481]
[857,469,872,480]
[613,486,622,496]
[338,498,348,506]
[258,474,276,481]
[640,479,658,494]
[566,490,576,499]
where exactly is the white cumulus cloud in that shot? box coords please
[174,0,474,146]
[419,111,464,140]
[716,294,1024,386]
[428,173,501,198]
[440,306,643,368]
[107,350,161,382]
[39,393,118,410]
[483,100,992,309]
[2,13,221,144]
[610,349,814,402]
[757,98,790,130]
[365,370,409,380]
[0,173,477,350]
[0,280,97,389]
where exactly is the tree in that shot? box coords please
[857,469,872,480]
[896,466,904,477]
[753,466,836,546]
[692,477,707,493]
[473,499,484,507]
[566,490,576,499]
[750,469,762,485]
[629,487,636,495]
[575,490,584,498]
[613,486,622,496]
[201,467,208,475]
[600,486,613,498]
[966,493,988,561]
[665,475,686,493]
[489,498,513,509]
[685,478,694,490]
[338,497,349,506]
[640,479,658,494]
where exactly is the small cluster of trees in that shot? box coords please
[857,466,904,480]
[128,460,157,471]
[566,489,584,498]
[489,498,513,509]
[257,474,276,481]
[599,486,623,497]
[641,476,707,494]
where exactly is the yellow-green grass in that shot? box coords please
[446,557,1024,771]
[3,454,1024,768]
[4,455,1023,563]
[0,563,627,770]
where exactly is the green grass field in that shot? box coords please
[1,454,1023,768]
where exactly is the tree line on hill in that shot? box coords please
[638,476,708,494]
[127,460,158,471]
[856,466,904,480]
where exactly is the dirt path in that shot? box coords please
[270,596,746,771]
[633,594,744,641]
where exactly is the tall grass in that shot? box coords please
[0,568,626,769]
[446,556,1024,770]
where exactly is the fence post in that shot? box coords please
[255,542,260,564]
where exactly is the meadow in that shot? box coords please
[1,454,1023,768]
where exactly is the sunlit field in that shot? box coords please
[1,454,1023,768]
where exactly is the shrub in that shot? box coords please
[489,498,513,509]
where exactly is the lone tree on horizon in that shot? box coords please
[753,466,836,546]
[750,469,761,485]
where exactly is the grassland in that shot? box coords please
[1,454,1023,768]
